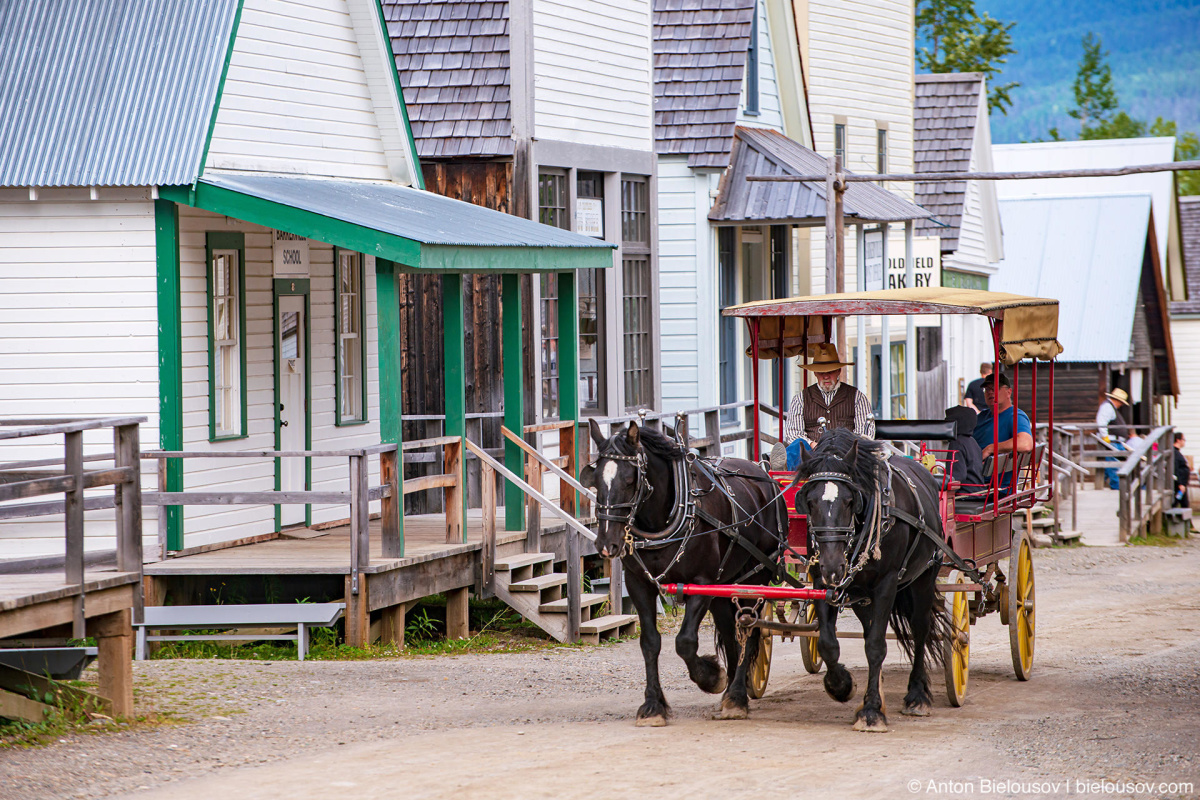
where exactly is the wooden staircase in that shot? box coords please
[492,552,637,644]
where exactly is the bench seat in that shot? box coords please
[134,603,344,661]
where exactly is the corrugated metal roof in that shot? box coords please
[653,0,755,169]
[0,0,238,187]
[991,193,1152,363]
[913,73,984,252]
[993,137,1176,269]
[384,0,513,160]
[202,172,613,250]
[1170,196,1200,315]
[709,127,933,225]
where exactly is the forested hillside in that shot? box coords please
[972,0,1200,142]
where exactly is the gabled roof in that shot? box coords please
[993,138,1177,270]
[709,127,933,226]
[653,0,756,169]
[1170,197,1200,315]
[384,1,512,159]
[913,73,984,252]
[0,0,239,187]
[990,194,1165,367]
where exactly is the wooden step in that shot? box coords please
[538,593,608,614]
[507,573,568,593]
[494,553,554,572]
[579,613,638,636]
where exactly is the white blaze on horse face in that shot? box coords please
[822,482,840,505]
[602,461,619,491]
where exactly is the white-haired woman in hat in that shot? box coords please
[1097,387,1130,490]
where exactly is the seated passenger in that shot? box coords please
[972,372,1033,493]
[944,405,985,488]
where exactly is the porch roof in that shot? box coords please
[709,127,935,227]
[159,172,614,273]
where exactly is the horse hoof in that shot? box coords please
[901,702,932,717]
[711,670,728,695]
[852,717,890,733]
[825,673,856,704]
[635,715,668,728]
[713,697,749,720]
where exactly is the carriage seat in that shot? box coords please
[874,419,957,442]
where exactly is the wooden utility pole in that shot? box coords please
[824,155,846,356]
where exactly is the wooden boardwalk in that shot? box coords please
[1064,485,1121,547]
[144,509,566,577]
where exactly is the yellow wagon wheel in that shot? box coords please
[943,570,970,707]
[1008,533,1036,680]
[747,630,773,699]
[799,600,824,674]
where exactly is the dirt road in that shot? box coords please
[4,540,1198,800]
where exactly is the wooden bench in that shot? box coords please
[134,603,344,661]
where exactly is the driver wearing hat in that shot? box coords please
[782,342,875,450]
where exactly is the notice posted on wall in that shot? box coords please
[575,197,604,238]
[273,230,310,278]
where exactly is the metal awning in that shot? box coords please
[709,127,935,227]
[159,173,614,273]
[725,288,1063,364]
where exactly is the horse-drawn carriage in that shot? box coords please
[586,287,1061,730]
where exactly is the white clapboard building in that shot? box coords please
[0,0,609,561]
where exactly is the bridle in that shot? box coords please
[594,449,655,531]
[801,471,866,547]
[800,464,890,601]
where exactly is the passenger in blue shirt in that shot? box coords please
[972,372,1033,493]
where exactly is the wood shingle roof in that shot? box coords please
[913,73,984,253]
[1170,196,1200,314]
[384,1,513,159]
[653,0,756,169]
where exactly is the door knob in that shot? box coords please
[281,420,289,427]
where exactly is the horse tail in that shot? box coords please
[889,577,952,669]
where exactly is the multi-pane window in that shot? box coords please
[538,171,568,418]
[621,177,652,411]
[207,231,245,441]
[877,129,888,174]
[890,341,907,419]
[834,123,846,165]
[336,250,366,424]
[718,228,737,423]
[744,0,759,115]
[578,172,606,413]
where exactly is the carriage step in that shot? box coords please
[507,573,568,593]
[579,613,638,644]
[539,593,608,614]
[494,553,554,571]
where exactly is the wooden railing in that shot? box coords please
[1116,426,1175,542]
[0,417,146,635]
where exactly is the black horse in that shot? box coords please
[581,419,784,726]
[795,429,951,732]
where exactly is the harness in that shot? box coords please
[803,457,984,606]
[595,437,801,594]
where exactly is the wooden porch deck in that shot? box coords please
[144,508,573,577]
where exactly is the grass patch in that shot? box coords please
[0,678,173,749]
[1128,531,1185,547]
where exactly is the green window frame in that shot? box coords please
[206,231,246,441]
[206,231,248,441]
[334,248,368,425]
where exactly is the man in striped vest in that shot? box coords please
[770,343,875,471]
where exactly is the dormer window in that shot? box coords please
[745,1,759,116]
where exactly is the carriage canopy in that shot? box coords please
[724,287,1063,365]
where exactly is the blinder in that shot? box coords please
[800,471,866,545]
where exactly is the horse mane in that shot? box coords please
[602,423,685,462]
[797,428,885,494]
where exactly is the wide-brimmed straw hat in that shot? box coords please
[1106,387,1129,405]
[800,342,854,373]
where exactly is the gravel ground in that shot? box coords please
[3,539,1198,800]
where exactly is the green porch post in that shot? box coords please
[502,273,525,531]
[443,273,468,540]
[376,258,404,556]
[557,270,580,489]
[155,200,183,551]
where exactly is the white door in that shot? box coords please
[278,296,306,526]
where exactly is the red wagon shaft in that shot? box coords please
[661,583,835,602]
